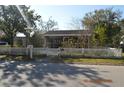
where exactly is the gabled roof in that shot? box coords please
[16,32,26,37]
[44,30,92,37]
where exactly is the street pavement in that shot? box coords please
[0,60,124,87]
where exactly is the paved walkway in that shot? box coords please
[0,60,124,87]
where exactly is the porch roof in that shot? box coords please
[43,30,92,37]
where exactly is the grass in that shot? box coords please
[64,58,124,65]
[123,53,124,56]
[0,45,10,48]
[64,53,124,65]
[0,55,30,61]
[0,54,47,61]
[0,53,124,66]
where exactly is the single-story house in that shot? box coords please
[14,32,27,47]
[1,30,92,48]
[43,30,92,48]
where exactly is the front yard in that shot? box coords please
[63,53,124,65]
[64,58,124,65]
[0,53,124,66]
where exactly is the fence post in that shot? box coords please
[82,48,84,53]
[119,48,122,58]
[27,45,33,59]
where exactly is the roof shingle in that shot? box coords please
[44,30,92,36]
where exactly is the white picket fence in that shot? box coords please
[0,47,122,58]
[58,48,122,58]
[0,47,28,55]
[33,48,60,56]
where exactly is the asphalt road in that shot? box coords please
[0,60,124,87]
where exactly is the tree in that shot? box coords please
[29,17,58,47]
[0,5,41,47]
[30,31,44,47]
[120,19,124,29]
[61,36,88,48]
[61,37,78,48]
[82,8,122,47]
[118,19,124,50]
[92,23,108,47]
[68,17,83,30]
[39,17,58,31]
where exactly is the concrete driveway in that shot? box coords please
[0,60,124,87]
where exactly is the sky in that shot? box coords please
[31,5,124,30]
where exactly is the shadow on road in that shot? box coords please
[0,60,111,87]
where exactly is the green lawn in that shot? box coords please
[0,45,10,48]
[0,53,124,66]
[123,53,124,56]
[64,53,124,65]
[0,55,30,61]
[64,58,124,64]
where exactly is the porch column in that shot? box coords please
[43,36,47,48]
[88,36,90,48]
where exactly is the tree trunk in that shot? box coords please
[10,33,14,47]
[10,37,14,47]
[26,33,30,47]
